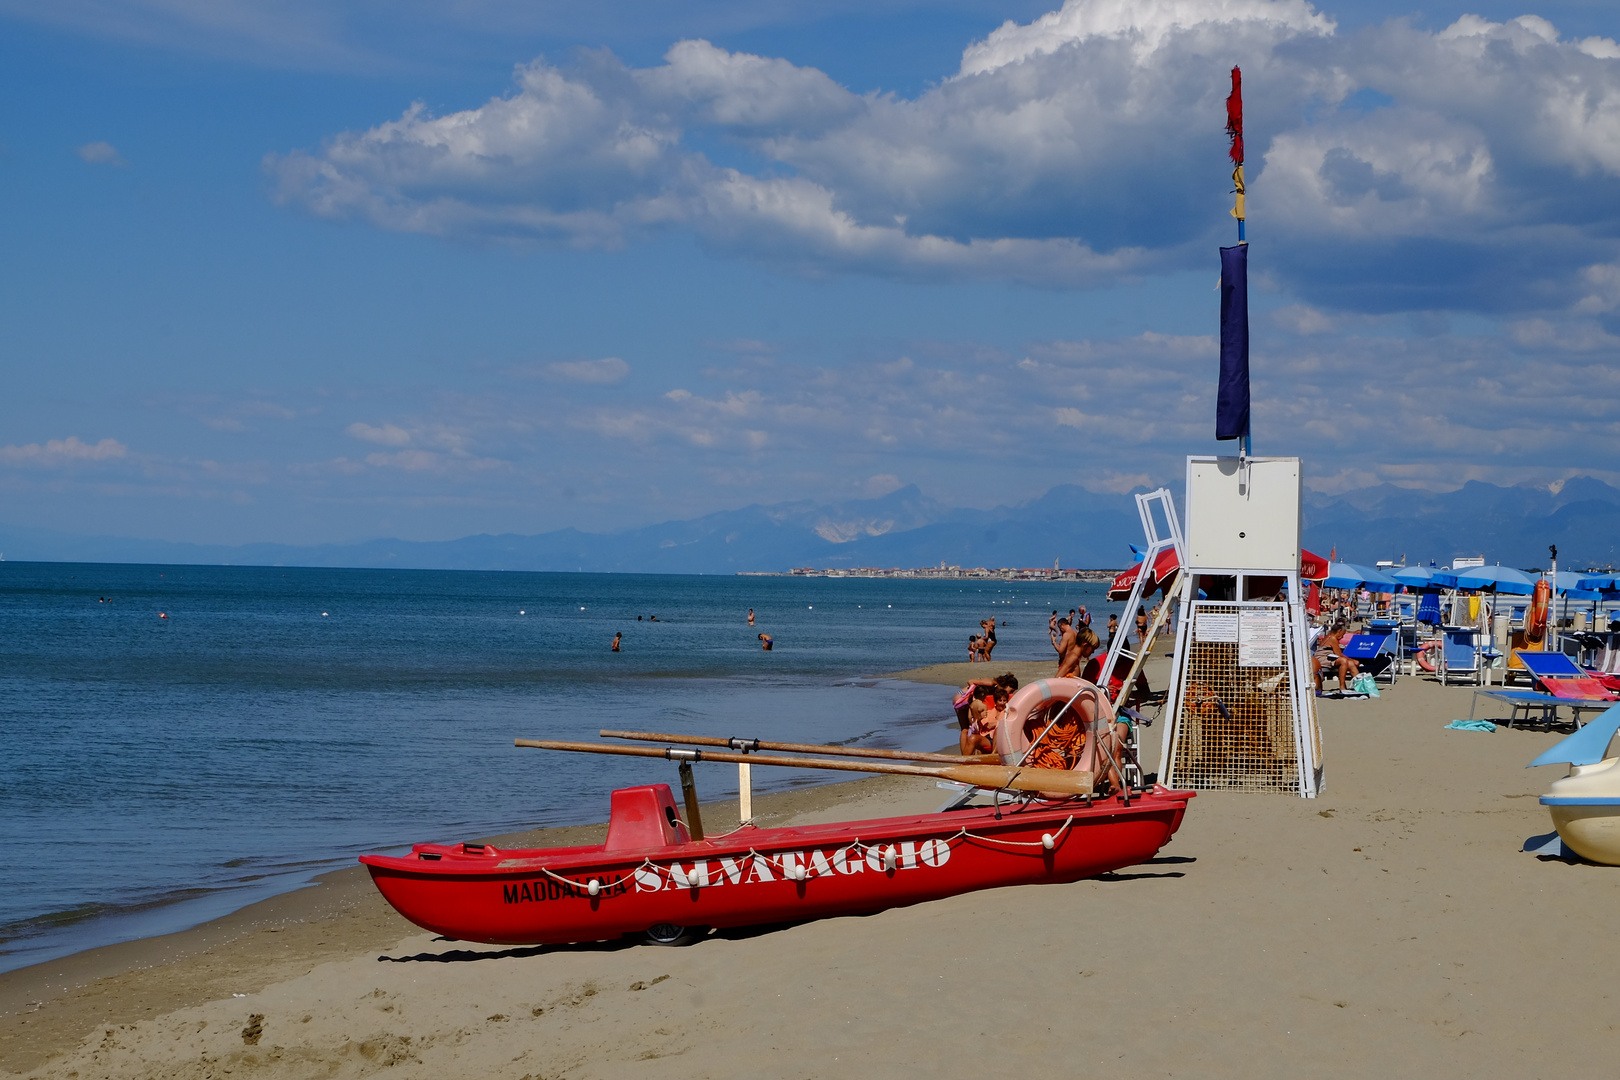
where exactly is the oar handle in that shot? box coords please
[598,729,997,765]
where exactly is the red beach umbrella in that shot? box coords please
[1108,547,1181,600]
[1109,546,1330,600]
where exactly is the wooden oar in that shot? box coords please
[599,729,999,765]
[515,738,1093,797]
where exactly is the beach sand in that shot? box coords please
[5,662,1619,1078]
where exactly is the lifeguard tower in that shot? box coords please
[1154,455,1323,797]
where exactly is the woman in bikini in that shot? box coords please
[1314,623,1358,693]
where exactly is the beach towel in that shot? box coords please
[1445,719,1497,732]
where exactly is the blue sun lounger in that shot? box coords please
[1438,628,1481,685]
[1513,650,1617,702]
[1467,689,1615,730]
[1341,632,1399,685]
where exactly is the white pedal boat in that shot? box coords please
[1530,704,1620,865]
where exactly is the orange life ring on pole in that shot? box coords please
[1525,578,1551,646]
[1415,641,1439,672]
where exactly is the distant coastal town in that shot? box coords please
[738,564,1120,581]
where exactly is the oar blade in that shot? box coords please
[944,764,1095,797]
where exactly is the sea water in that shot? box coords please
[0,562,1114,972]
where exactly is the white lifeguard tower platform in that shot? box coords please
[1154,456,1323,797]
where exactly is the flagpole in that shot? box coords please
[1217,65,1251,457]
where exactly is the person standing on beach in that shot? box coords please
[747,608,754,626]
[1051,617,1084,678]
[1135,606,1148,646]
[611,632,622,652]
[1106,613,1119,648]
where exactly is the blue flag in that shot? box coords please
[1217,243,1249,441]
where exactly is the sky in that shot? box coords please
[3,0,1619,546]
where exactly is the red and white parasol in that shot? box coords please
[1107,547,1329,601]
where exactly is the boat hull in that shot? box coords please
[1543,757,1620,865]
[361,787,1193,945]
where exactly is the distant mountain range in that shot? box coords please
[1303,476,1620,571]
[4,477,1618,574]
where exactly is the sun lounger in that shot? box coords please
[1341,632,1399,685]
[1516,650,1620,701]
[1468,689,1614,730]
[1439,628,1481,685]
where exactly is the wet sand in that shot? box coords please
[6,664,1620,1078]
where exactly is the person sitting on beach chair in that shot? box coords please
[1313,623,1359,694]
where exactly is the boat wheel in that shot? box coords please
[642,922,706,946]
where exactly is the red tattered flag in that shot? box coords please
[1225,66,1243,165]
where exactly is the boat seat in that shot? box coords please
[604,784,690,850]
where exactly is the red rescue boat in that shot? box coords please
[362,782,1193,945]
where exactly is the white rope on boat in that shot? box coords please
[520,814,1083,893]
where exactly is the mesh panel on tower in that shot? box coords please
[1167,602,1309,793]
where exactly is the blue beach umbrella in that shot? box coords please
[1547,570,1601,598]
[1323,562,1369,589]
[1578,573,1619,591]
[1349,563,1401,590]
[1430,566,1467,588]
[1391,565,1437,588]
[1323,562,1400,590]
[1453,566,1537,595]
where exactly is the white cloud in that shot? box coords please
[1574,262,1620,313]
[1507,317,1620,351]
[1579,36,1620,61]
[75,141,126,166]
[203,400,300,431]
[958,0,1332,76]
[346,421,412,446]
[546,357,630,384]
[0,436,128,465]
[1270,303,1337,334]
[364,449,439,470]
[265,2,1620,312]
[361,448,506,473]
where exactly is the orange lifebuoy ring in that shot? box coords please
[1525,578,1551,646]
[1415,641,1439,672]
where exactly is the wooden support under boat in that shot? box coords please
[677,761,704,841]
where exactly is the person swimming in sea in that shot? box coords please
[611,632,622,652]
[758,633,773,651]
